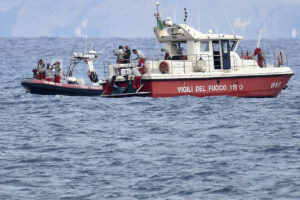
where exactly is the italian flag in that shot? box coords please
[158,19,164,30]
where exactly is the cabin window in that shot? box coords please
[229,41,237,51]
[212,41,221,69]
[223,42,228,54]
[213,41,220,53]
[200,41,209,51]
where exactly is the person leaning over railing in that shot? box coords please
[132,49,146,74]
[132,67,142,90]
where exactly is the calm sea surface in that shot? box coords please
[0,38,299,200]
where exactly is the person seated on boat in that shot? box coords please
[132,67,142,90]
[113,45,124,64]
[33,59,46,79]
[123,45,131,64]
[45,63,55,82]
[53,61,62,83]
[177,47,187,60]
[171,48,183,60]
[132,49,146,74]
[161,48,170,60]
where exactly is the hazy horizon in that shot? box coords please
[1,0,299,39]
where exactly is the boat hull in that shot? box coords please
[21,79,103,96]
[139,74,293,98]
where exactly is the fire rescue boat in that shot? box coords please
[101,2,293,98]
[21,49,103,96]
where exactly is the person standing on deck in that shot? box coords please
[132,49,146,74]
[45,63,55,82]
[123,45,131,64]
[37,59,46,80]
[54,61,62,83]
[113,45,124,64]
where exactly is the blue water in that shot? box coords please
[0,38,300,199]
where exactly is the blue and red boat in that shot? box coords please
[21,49,103,96]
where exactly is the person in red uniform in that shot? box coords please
[132,49,146,74]
[45,63,54,82]
[253,48,263,67]
[33,59,46,79]
[113,46,125,64]
[54,61,62,83]
[177,47,187,60]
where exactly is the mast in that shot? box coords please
[154,2,161,26]
[257,29,263,48]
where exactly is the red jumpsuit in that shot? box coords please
[253,48,263,67]
[138,58,146,74]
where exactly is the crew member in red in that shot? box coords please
[132,49,146,74]
[33,59,46,79]
[161,48,170,60]
[177,47,187,60]
[132,67,142,90]
[253,48,263,67]
[113,45,125,64]
[54,61,62,83]
[45,63,54,82]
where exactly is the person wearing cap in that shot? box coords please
[132,49,146,74]
[123,45,131,64]
[54,61,62,83]
[113,45,124,64]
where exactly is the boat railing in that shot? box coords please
[103,61,111,77]
[236,50,289,68]
[144,53,260,73]
[102,51,289,77]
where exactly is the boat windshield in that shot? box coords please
[229,41,237,51]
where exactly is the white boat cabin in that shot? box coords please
[104,3,290,81]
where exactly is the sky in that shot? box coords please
[0,0,299,39]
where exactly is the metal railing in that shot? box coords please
[100,51,290,77]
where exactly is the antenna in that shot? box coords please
[184,8,187,25]
[222,5,235,35]
[84,29,87,54]
[210,18,218,33]
[174,0,178,22]
[154,2,161,25]
[145,0,153,25]
[198,0,201,31]
[82,19,88,54]
[257,29,263,48]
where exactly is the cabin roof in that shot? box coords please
[154,24,243,43]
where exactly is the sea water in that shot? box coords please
[0,38,299,199]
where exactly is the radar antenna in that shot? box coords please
[184,8,187,25]
[154,2,161,25]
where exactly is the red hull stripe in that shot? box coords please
[140,74,293,98]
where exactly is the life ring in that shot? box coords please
[159,61,169,73]
[278,51,283,66]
